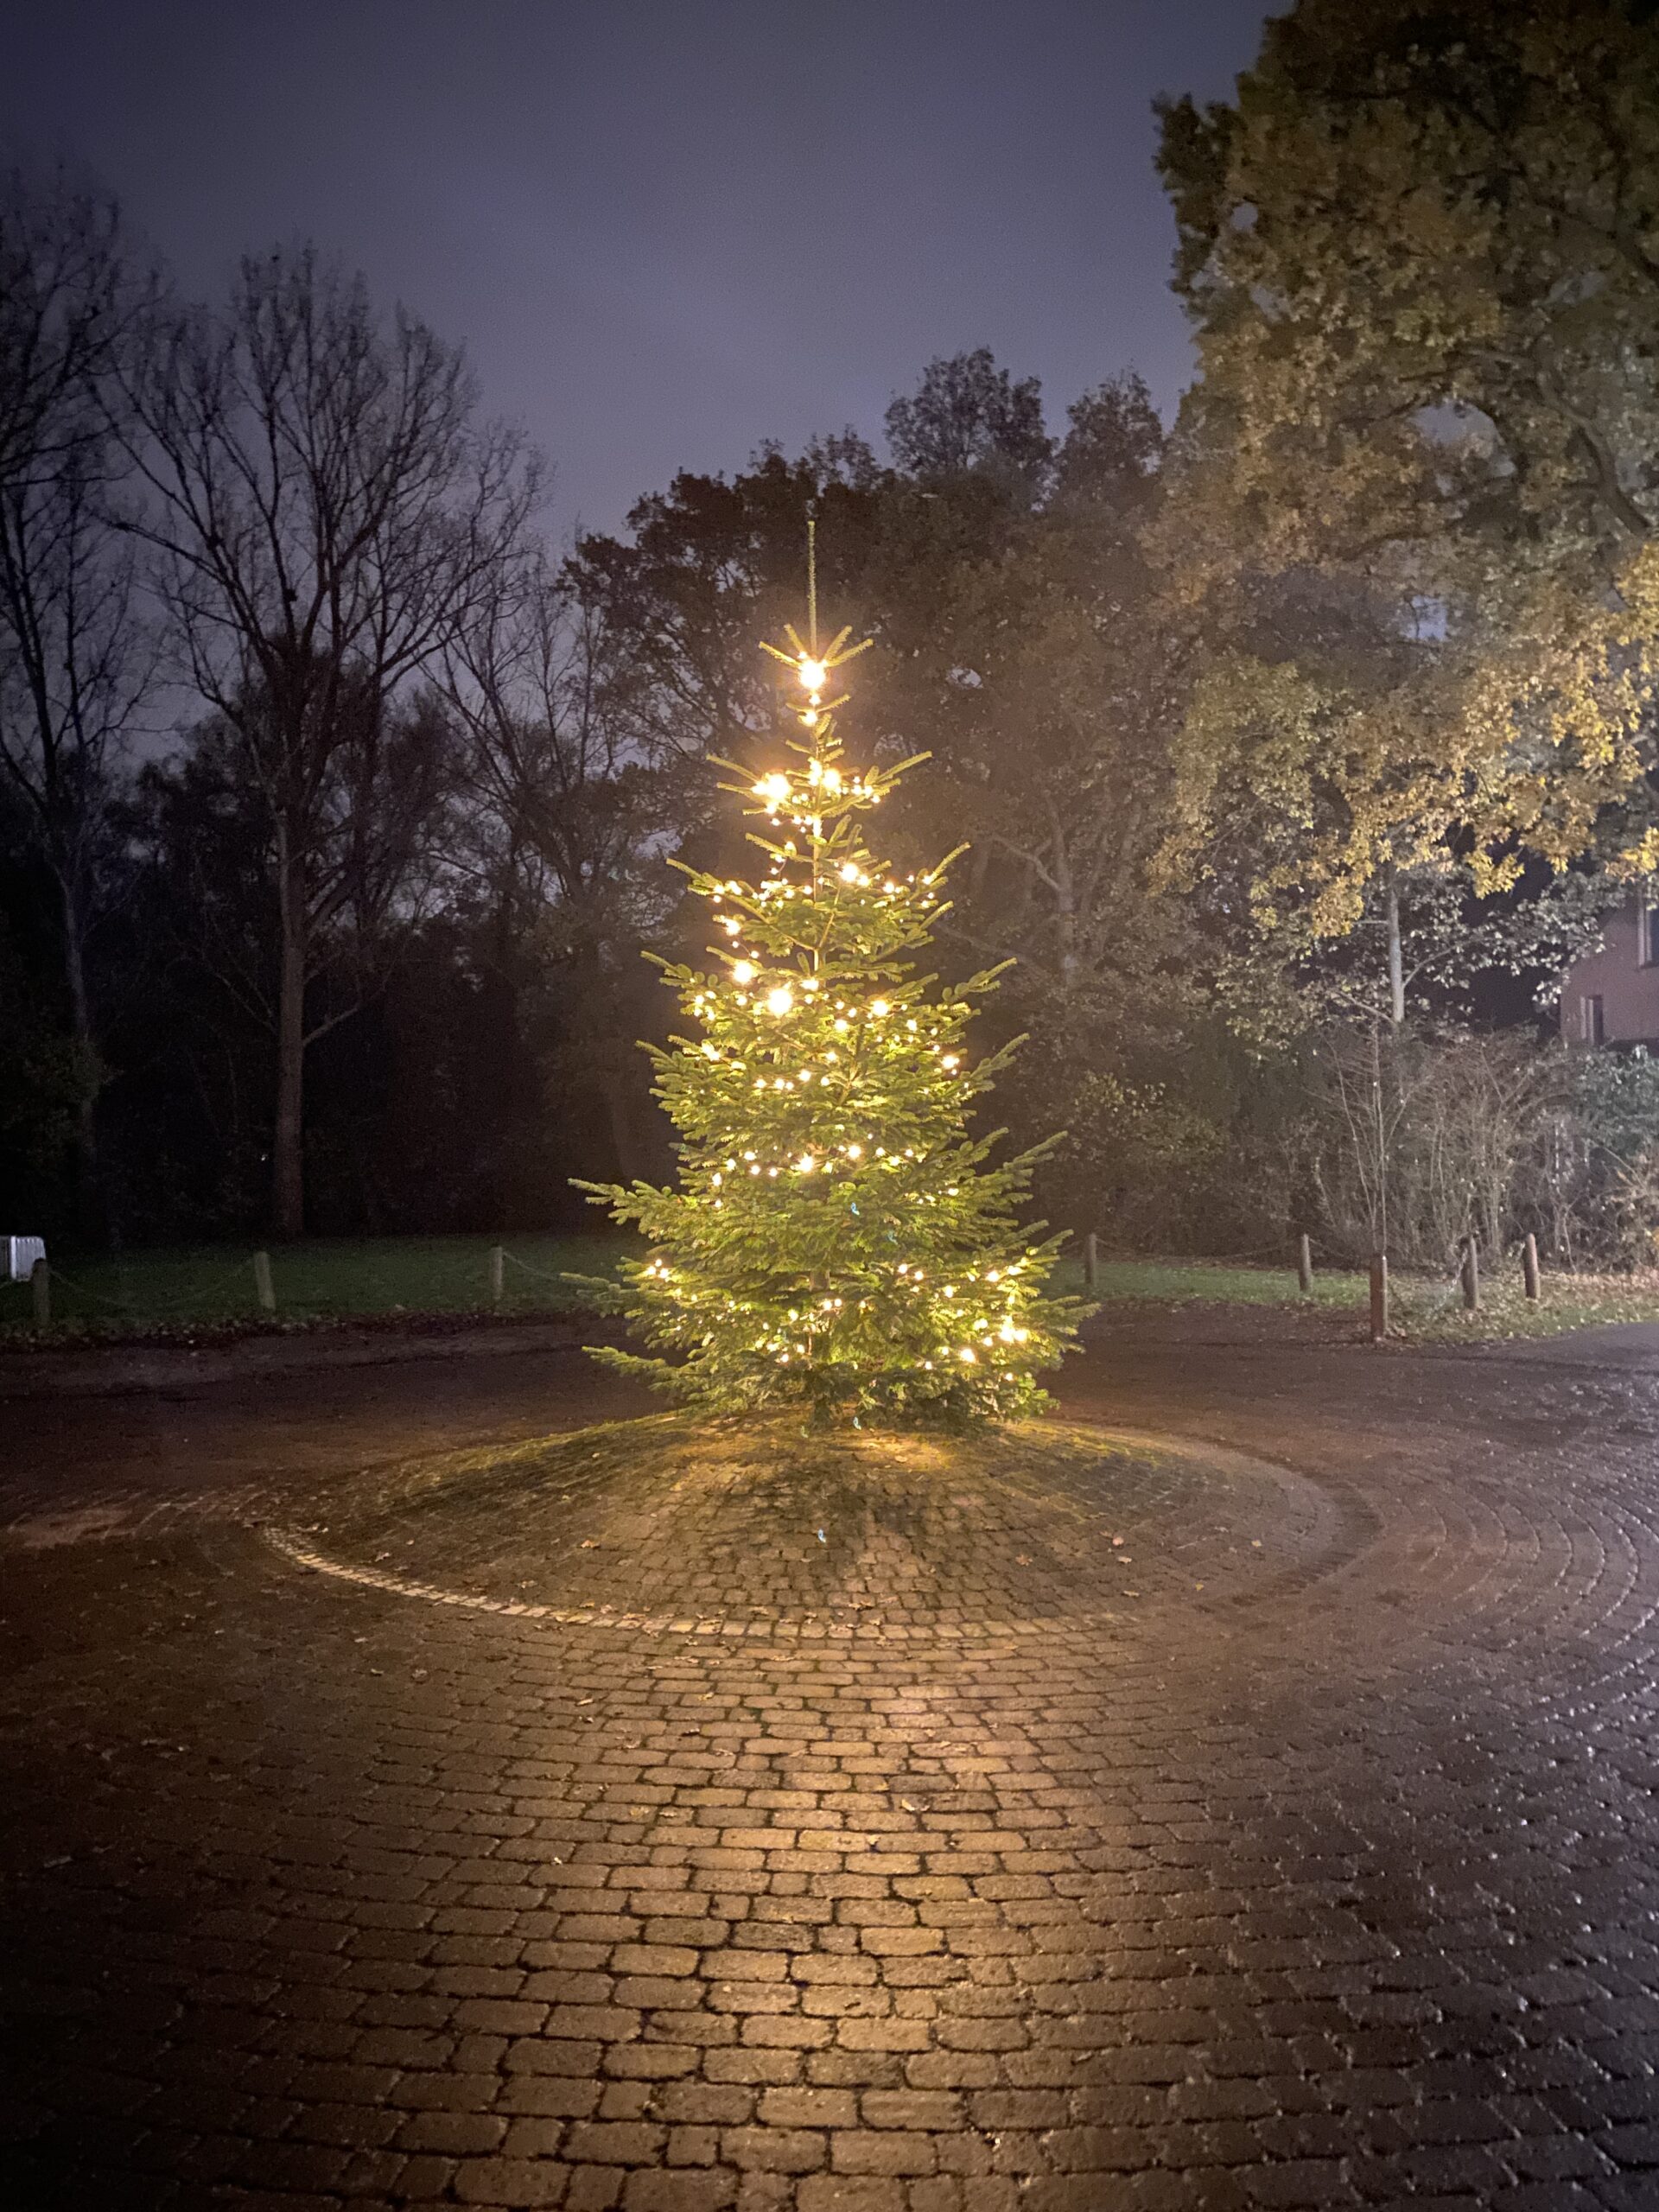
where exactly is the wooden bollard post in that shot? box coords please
[1461,1236,1480,1313]
[490,1244,505,1306]
[1522,1232,1541,1301]
[1084,1231,1098,1291]
[30,1256,49,1329]
[1369,1252,1389,1342]
[1297,1232,1313,1297]
[252,1249,276,1313]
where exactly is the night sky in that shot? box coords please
[2,0,1271,539]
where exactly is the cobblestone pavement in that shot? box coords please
[5,1312,1659,2210]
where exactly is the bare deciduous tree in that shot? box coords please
[441,557,671,1179]
[120,246,537,1235]
[0,168,152,1235]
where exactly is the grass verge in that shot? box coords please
[0,1232,626,1345]
[4,1238,1656,1351]
[1050,1253,1659,1344]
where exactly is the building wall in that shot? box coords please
[1560,901,1659,1047]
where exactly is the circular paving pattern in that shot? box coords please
[5,1317,1659,2210]
[270,1414,1337,1638]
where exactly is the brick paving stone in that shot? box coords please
[6,1314,1659,2206]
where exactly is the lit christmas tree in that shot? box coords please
[576,553,1088,1425]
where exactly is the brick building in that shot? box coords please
[1560,895,1659,1047]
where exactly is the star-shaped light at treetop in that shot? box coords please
[759,620,872,731]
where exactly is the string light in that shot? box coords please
[582,551,1078,1424]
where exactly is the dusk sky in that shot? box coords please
[3,0,1273,541]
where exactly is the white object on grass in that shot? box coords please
[5,1236,45,1283]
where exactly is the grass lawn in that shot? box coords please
[1050,1253,1659,1343]
[0,1233,628,1341]
[1387,1268,1659,1342]
[1050,1255,1370,1308]
[3,1236,1656,1349]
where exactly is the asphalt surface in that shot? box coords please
[4,1308,1659,2210]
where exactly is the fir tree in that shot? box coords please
[575,610,1089,1424]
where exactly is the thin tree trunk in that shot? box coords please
[1370,1019,1389,1259]
[1384,864,1406,1029]
[273,824,307,1239]
[600,1073,633,1184]
[58,873,105,1245]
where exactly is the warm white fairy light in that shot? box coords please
[582,587,1077,1423]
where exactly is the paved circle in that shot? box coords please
[263,1417,1338,1642]
[3,1313,1659,2210]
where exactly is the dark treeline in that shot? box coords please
[6,1,1659,1267]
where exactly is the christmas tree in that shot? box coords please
[575,570,1088,1426]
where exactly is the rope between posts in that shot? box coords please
[1076,1239,1351,1271]
[22,1255,270,1318]
[500,1249,604,1291]
[142,1256,269,1313]
[10,1263,128,1313]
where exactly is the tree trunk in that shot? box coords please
[58,873,107,1246]
[1051,839,1078,994]
[600,1072,634,1184]
[1370,1019,1390,1260]
[273,826,307,1239]
[1384,864,1406,1029]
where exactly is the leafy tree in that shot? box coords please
[1555,1047,1659,1266]
[567,361,1199,1240]
[884,347,1052,494]
[576,627,1086,1424]
[1159,0,1659,594]
[874,374,1180,1000]
[866,374,1201,1230]
[1155,0,1659,933]
[563,443,886,789]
